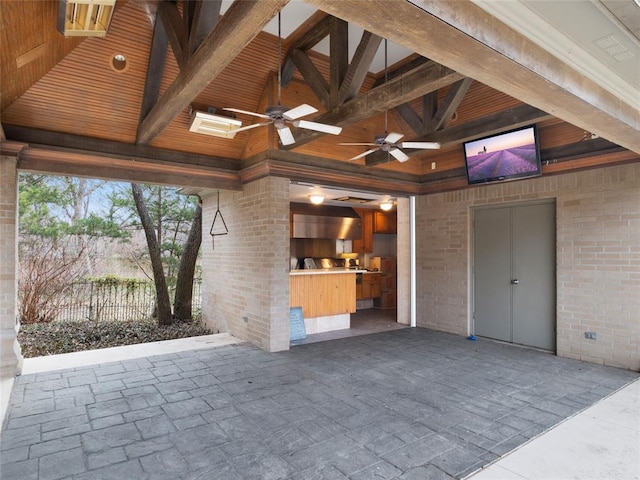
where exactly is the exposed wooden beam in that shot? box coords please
[421,92,438,133]
[139,14,169,122]
[290,13,332,51]
[364,103,553,165]
[137,0,289,145]
[304,0,640,154]
[282,14,332,86]
[4,125,239,171]
[242,149,422,196]
[338,31,382,103]
[17,147,241,190]
[329,17,348,109]
[418,140,637,195]
[143,0,221,123]
[157,1,188,69]
[290,61,464,147]
[395,103,424,135]
[541,137,625,163]
[187,0,222,55]
[430,77,473,132]
[372,56,429,87]
[285,18,381,109]
[289,49,330,107]
[424,103,553,146]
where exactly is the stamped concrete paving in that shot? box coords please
[1,328,637,480]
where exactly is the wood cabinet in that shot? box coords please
[356,273,382,299]
[352,208,373,253]
[290,272,356,318]
[373,211,397,234]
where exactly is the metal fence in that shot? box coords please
[54,279,202,323]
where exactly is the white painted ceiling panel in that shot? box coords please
[472,0,640,110]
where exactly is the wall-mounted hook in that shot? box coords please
[209,191,228,250]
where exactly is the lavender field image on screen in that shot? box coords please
[464,127,539,183]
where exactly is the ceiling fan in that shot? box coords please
[341,132,441,162]
[224,12,342,146]
[341,39,440,162]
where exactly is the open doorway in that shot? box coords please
[289,183,402,342]
[16,173,209,358]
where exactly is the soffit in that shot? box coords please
[472,0,640,111]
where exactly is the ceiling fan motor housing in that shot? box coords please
[374,133,388,145]
[265,105,289,119]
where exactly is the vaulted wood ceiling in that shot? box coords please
[1,0,638,195]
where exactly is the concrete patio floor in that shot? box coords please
[1,328,638,479]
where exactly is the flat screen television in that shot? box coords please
[463,125,542,185]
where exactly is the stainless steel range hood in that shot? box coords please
[290,203,362,239]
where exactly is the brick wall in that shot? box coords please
[0,156,22,376]
[416,189,469,336]
[416,163,640,371]
[200,177,291,352]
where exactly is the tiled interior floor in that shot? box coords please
[2,327,637,480]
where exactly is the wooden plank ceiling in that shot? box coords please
[1,0,637,193]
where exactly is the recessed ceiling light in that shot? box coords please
[111,53,128,72]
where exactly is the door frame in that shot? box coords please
[469,198,557,350]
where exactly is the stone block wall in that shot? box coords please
[201,177,291,352]
[0,156,22,376]
[416,163,639,371]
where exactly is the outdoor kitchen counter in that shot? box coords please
[290,269,363,334]
[289,268,367,275]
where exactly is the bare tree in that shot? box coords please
[131,183,173,326]
[19,237,89,323]
[173,199,202,321]
[18,174,127,323]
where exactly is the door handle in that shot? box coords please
[511,279,519,285]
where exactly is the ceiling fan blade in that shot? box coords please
[283,104,318,120]
[277,126,296,146]
[400,141,441,149]
[339,142,378,146]
[223,107,270,119]
[389,148,410,162]
[293,120,342,135]
[227,121,271,134]
[349,148,380,161]
[384,132,404,144]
